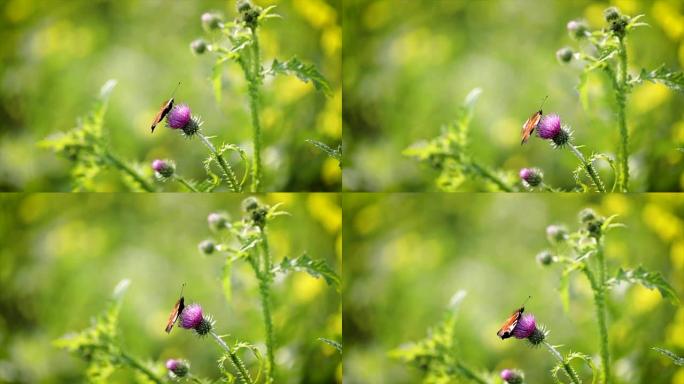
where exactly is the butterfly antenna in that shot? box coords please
[178,282,186,297]
[538,95,548,111]
[170,82,182,98]
[521,295,532,307]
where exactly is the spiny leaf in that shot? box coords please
[652,347,684,366]
[318,338,342,354]
[266,57,332,96]
[607,266,679,304]
[638,65,684,93]
[273,253,340,290]
[306,139,341,162]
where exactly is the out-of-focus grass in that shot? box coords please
[343,194,684,383]
[0,0,341,191]
[0,193,341,383]
[343,0,684,191]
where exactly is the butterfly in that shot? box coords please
[520,96,548,145]
[496,296,531,339]
[150,82,181,133]
[165,283,186,333]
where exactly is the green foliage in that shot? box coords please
[306,139,342,165]
[635,65,684,93]
[39,80,156,192]
[273,253,341,291]
[318,338,342,354]
[652,347,684,366]
[404,88,516,192]
[266,57,332,96]
[607,266,680,305]
[54,279,163,384]
[550,351,596,384]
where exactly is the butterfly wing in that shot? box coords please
[150,99,174,133]
[520,111,542,145]
[164,297,185,333]
[496,307,524,339]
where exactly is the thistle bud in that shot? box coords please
[536,250,554,266]
[190,38,207,55]
[501,369,525,384]
[207,212,230,230]
[546,225,568,243]
[519,168,543,188]
[604,7,621,22]
[556,47,574,63]
[566,20,588,39]
[166,359,190,378]
[152,159,175,179]
[201,12,223,31]
[198,240,215,255]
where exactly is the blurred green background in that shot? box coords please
[343,194,684,383]
[0,0,341,192]
[0,193,342,383]
[343,0,684,191]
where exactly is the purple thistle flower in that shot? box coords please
[512,314,537,339]
[501,369,524,384]
[537,114,561,140]
[181,304,204,329]
[151,159,174,178]
[165,358,189,377]
[519,167,543,188]
[167,104,192,130]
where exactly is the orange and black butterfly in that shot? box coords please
[165,283,186,333]
[520,96,548,145]
[496,296,531,339]
[150,82,181,133]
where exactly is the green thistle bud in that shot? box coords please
[556,47,574,64]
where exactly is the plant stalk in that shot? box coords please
[567,144,606,192]
[469,160,515,192]
[258,230,276,383]
[174,175,199,192]
[543,341,581,384]
[584,248,610,384]
[616,37,629,192]
[197,132,240,191]
[453,361,488,384]
[248,26,263,192]
[119,351,164,384]
[104,152,156,192]
[209,331,255,384]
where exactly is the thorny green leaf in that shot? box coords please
[652,347,684,366]
[306,139,342,165]
[607,266,679,305]
[318,338,342,354]
[266,56,332,96]
[273,253,340,290]
[636,65,684,93]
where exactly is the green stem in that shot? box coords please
[103,152,156,192]
[196,132,240,191]
[453,361,488,384]
[258,230,276,383]
[469,160,515,192]
[584,247,610,384]
[543,341,581,384]
[567,144,606,193]
[248,26,263,193]
[616,37,629,192]
[209,331,255,384]
[174,175,199,192]
[119,351,164,384]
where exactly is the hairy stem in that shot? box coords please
[258,230,276,383]
[248,26,263,192]
[209,331,254,384]
[197,132,240,191]
[174,175,199,192]
[119,351,164,384]
[453,361,488,384]
[469,160,515,192]
[103,152,155,192]
[616,37,629,192]
[543,341,581,384]
[567,144,606,192]
[584,248,610,384]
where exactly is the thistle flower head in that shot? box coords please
[180,303,214,336]
[152,159,175,179]
[556,47,574,63]
[537,114,571,148]
[536,250,554,266]
[236,0,262,28]
[166,104,201,137]
[519,167,543,188]
[198,240,215,255]
[500,368,524,384]
[604,7,628,37]
[566,19,588,39]
[512,314,537,339]
[201,12,223,31]
[190,38,208,55]
[579,208,604,238]
[166,358,189,378]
